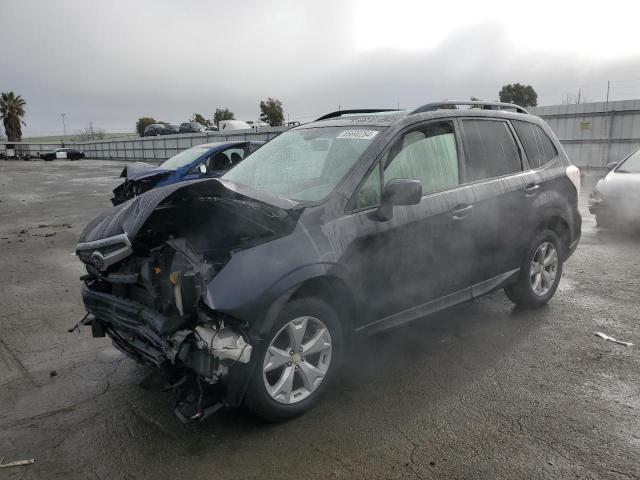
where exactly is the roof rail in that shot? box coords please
[315,109,399,121]
[411,101,529,115]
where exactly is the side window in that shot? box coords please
[208,151,231,170]
[355,162,381,210]
[224,147,245,166]
[511,120,558,169]
[383,122,460,195]
[460,120,522,182]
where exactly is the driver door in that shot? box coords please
[344,121,476,324]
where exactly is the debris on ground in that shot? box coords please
[594,332,634,347]
[0,457,35,468]
[49,370,57,377]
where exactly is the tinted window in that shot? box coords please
[512,120,558,168]
[384,122,460,194]
[461,120,522,181]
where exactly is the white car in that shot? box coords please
[218,120,252,131]
[245,120,270,129]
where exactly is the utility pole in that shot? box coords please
[89,121,95,140]
[577,89,581,104]
[60,113,67,138]
[602,80,611,167]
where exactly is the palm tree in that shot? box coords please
[0,92,27,142]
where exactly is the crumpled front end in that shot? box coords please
[111,163,173,206]
[78,235,254,420]
[76,178,299,420]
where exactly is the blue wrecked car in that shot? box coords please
[111,141,263,205]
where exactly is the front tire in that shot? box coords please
[505,229,564,308]
[245,297,343,422]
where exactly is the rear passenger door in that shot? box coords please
[459,118,527,284]
[511,119,562,242]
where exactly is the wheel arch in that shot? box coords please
[535,214,571,258]
[255,269,359,343]
[289,275,357,337]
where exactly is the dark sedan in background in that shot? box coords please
[589,147,640,227]
[111,141,263,205]
[161,124,180,135]
[40,148,85,161]
[179,122,206,134]
[143,124,166,136]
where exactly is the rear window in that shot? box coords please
[460,119,522,182]
[512,120,558,168]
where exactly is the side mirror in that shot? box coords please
[199,164,207,174]
[376,178,422,221]
[606,161,618,171]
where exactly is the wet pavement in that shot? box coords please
[1,160,638,479]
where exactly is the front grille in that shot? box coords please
[77,234,133,271]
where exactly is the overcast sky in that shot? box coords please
[2,0,640,136]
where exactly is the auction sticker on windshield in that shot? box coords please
[337,130,378,140]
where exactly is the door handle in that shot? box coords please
[524,183,540,196]
[452,204,474,220]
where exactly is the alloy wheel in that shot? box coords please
[263,316,332,404]
[530,241,558,296]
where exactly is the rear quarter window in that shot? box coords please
[460,119,522,182]
[511,120,558,169]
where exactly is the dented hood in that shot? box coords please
[78,178,300,245]
[120,162,173,182]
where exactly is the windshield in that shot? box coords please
[617,148,640,173]
[160,147,208,170]
[222,126,381,202]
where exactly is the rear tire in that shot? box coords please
[245,297,343,422]
[505,229,564,308]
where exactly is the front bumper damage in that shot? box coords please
[75,179,299,421]
[81,283,253,422]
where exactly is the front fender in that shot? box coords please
[204,261,346,334]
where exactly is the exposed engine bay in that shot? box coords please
[75,179,300,421]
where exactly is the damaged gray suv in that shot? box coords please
[76,101,581,421]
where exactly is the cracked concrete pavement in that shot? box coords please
[1,159,639,479]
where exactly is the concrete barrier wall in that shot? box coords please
[530,100,640,167]
[0,127,289,161]
[5,101,640,167]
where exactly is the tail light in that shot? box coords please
[566,165,581,195]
